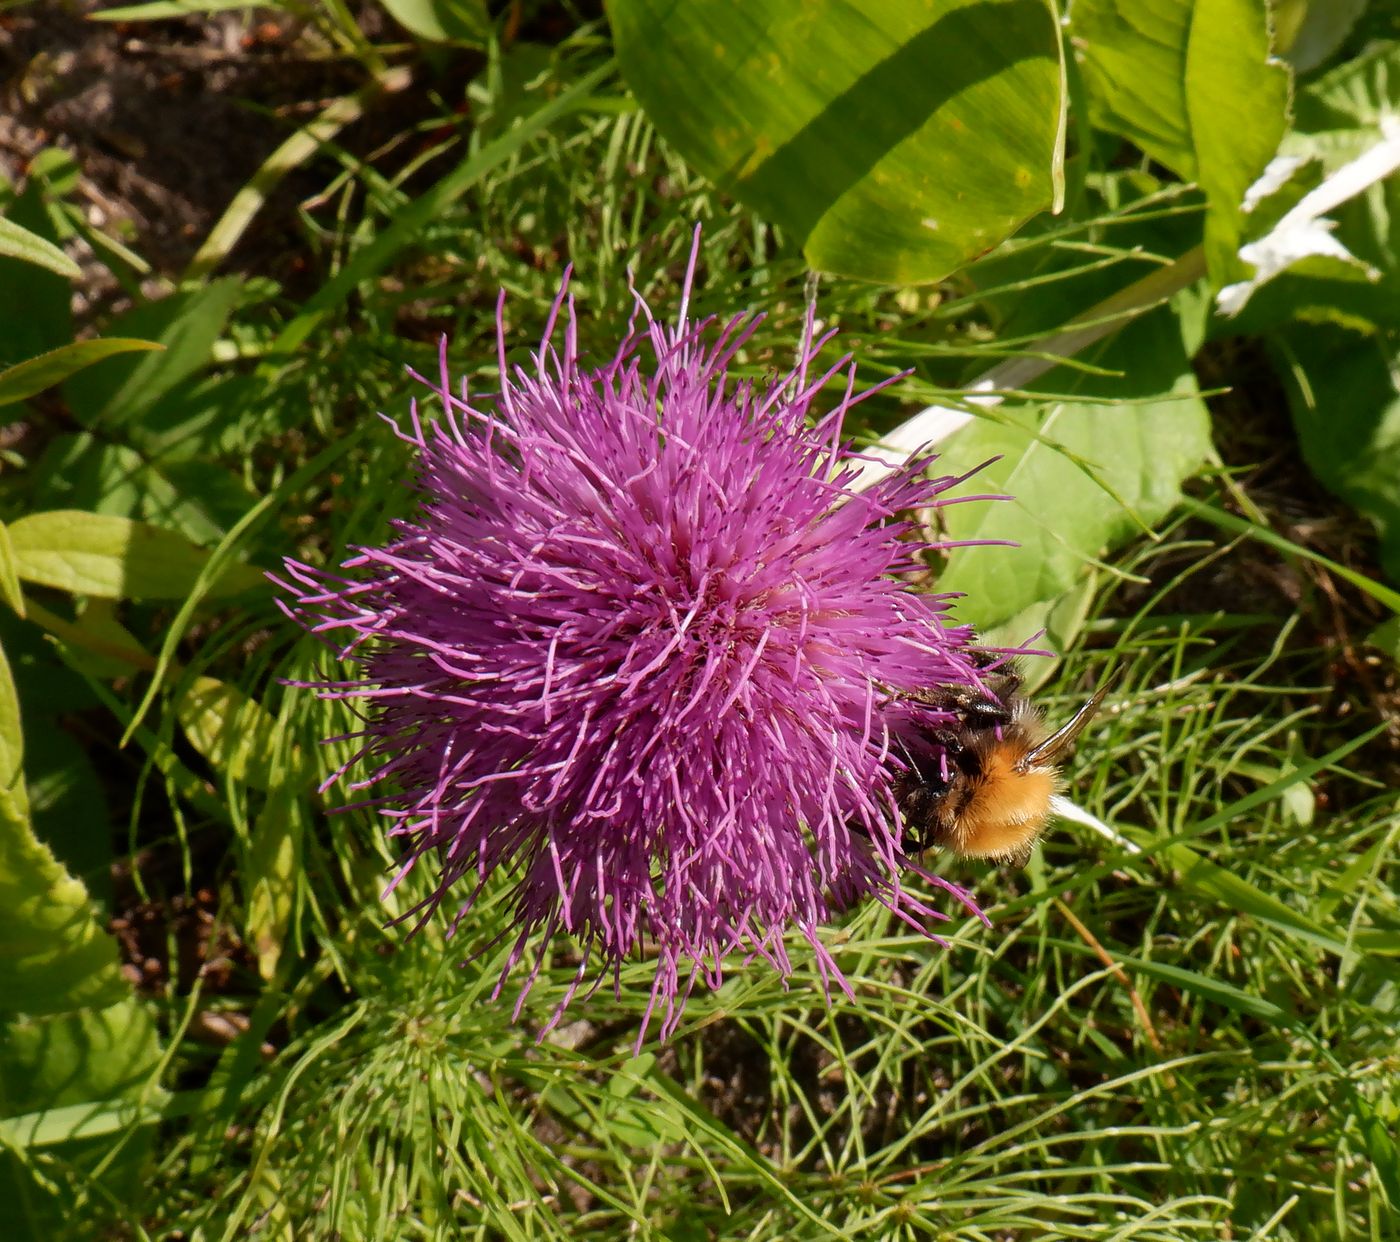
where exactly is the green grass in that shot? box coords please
[142,177,1394,1242]
[2,10,1397,1241]
[134,606,1398,1239]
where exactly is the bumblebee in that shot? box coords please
[894,665,1113,866]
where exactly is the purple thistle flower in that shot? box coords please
[277,237,1000,1041]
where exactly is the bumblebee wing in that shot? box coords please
[1014,666,1120,772]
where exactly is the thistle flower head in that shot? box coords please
[278,240,996,1039]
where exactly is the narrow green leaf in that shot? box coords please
[175,676,281,791]
[378,0,489,43]
[0,525,23,618]
[1053,727,1393,968]
[1182,498,1400,614]
[1354,929,1400,958]
[1185,722,1385,842]
[62,280,242,428]
[6,510,264,602]
[185,66,414,282]
[245,784,303,980]
[1354,1093,1400,1209]
[88,0,262,17]
[611,0,1066,284]
[1159,841,1355,961]
[638,1064,854,1237]
[0,216,79,279]
[0,339,163,409]
[542,1054,682,1151]
[270,61,613,357]
[1110,952,1290,1023]
[1317,833,1393,922]
[0,644,27,825]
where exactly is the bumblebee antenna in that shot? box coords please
[1015,665,1121,772]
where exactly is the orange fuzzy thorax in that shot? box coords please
[947,743,1057,859]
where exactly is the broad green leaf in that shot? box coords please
[1070,0,1290,285]
[24,719,113,907]
[31,435,260,548]
[0,216,79,279]
[7,510,264,601]
[47,600,152,682]
[0,647,126,1017]
[1275,0,1367,73]
[0,999,162,1239]
[1272,324,1400,582]
[935,308,1211,630]
[0,1091,187,1149]
[1224,42,1400,333]
[0,1001,160,1122]
[0,338,163,408]
[610,0,1066,284]
[1215,146,1386,318]
[1292,39,1400,149]
[978,569,1097,692]
[61,279,242,428]
[0,835,124,1013]
[0,610,99,717]
[120,372,260,460]
[175,675,282,791]
[378,0,489,43]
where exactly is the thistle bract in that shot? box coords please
[278,243,994,1039]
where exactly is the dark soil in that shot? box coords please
[0,2,376,303]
